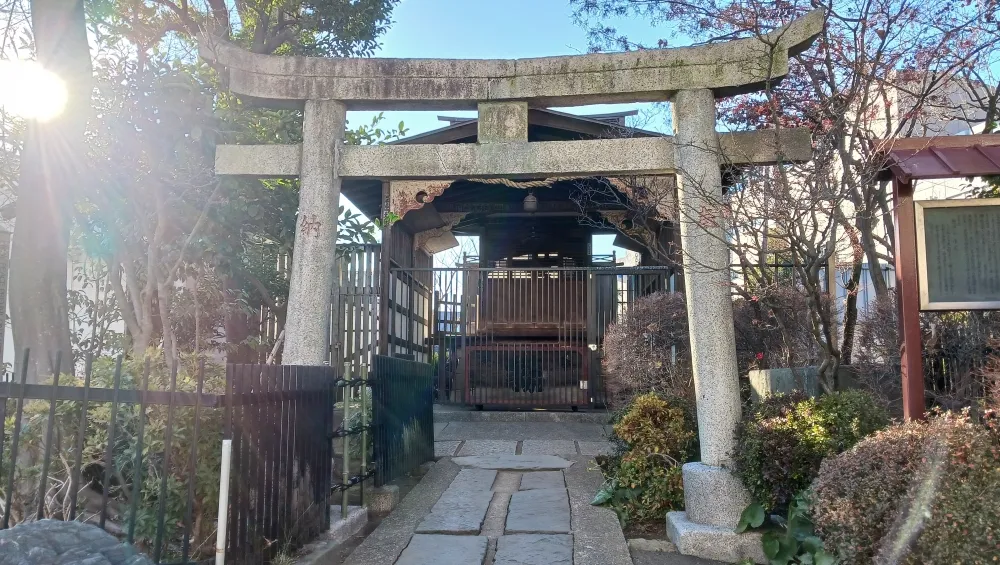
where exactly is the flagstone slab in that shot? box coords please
[415,469,497,534]
[395,534,488,565]
[452,455,574,471]
[506,488,571,534]
[414,492,494,534]
[448,468,498,490]
[494,534,573,565]
[456,439,517,456]
[519,471,565,491]
[521,440,578,455]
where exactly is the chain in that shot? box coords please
[331,468,376,492]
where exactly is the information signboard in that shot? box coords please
[915,199,1000,310]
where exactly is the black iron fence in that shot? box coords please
[371,355,434,486]
[385,268,433,363]
[0,351,334,564]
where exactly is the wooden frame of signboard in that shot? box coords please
[886,135,1000,420]
[914,198,1000,311]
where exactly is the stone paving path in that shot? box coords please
[397,466,575,565]
[345,453,632,565]
[345,408,645,565]
[433,421,613,458]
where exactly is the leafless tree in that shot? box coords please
[571,0,1000,389]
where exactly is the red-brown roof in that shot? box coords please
[885,134,1000,181]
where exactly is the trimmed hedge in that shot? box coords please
[733,390,889,511]
[810,412,1000,565]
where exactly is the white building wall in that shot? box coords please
[729,75,991,321]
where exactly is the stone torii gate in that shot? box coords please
[203,10,821,562]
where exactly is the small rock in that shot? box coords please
[627,538,677,553]
[0,521,152,565]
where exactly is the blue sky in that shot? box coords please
[341,0,679,259]
[346,0,676,137]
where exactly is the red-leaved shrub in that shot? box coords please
[601,291,691,407]
[810,412,1000,564]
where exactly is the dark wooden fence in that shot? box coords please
[371,355,434,486]
[0,351,334,564]
[225,364,335,564]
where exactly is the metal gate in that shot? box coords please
[393,266,673,409]
[371,355,435,485]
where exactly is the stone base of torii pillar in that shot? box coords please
[664,89,766,564]
[666,464,766,563]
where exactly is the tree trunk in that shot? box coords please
[840,260,864,365]
[10,0,92,382]
[223,275,257,363]
[859,214,889,298]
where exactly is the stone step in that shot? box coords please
[434,405,609,423]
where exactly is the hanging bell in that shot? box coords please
[523,192,538,213]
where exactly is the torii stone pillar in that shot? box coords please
[282,99,346,365]
[666,89,760,562]
[674,90,743,468]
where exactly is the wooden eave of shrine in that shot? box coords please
[877,133,1000,182]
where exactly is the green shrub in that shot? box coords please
[593,393,697,525]
[736,491,837,565]
[810,411,1000,565]
[0,350,224,561]
[733,390,889,511]
[813,389,893,450]
[614,459,684,523]
[614,392,697,460]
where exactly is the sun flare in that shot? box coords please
[0,60,68,122]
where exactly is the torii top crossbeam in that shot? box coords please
[201,10,823,110]
[204,10,822,184]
